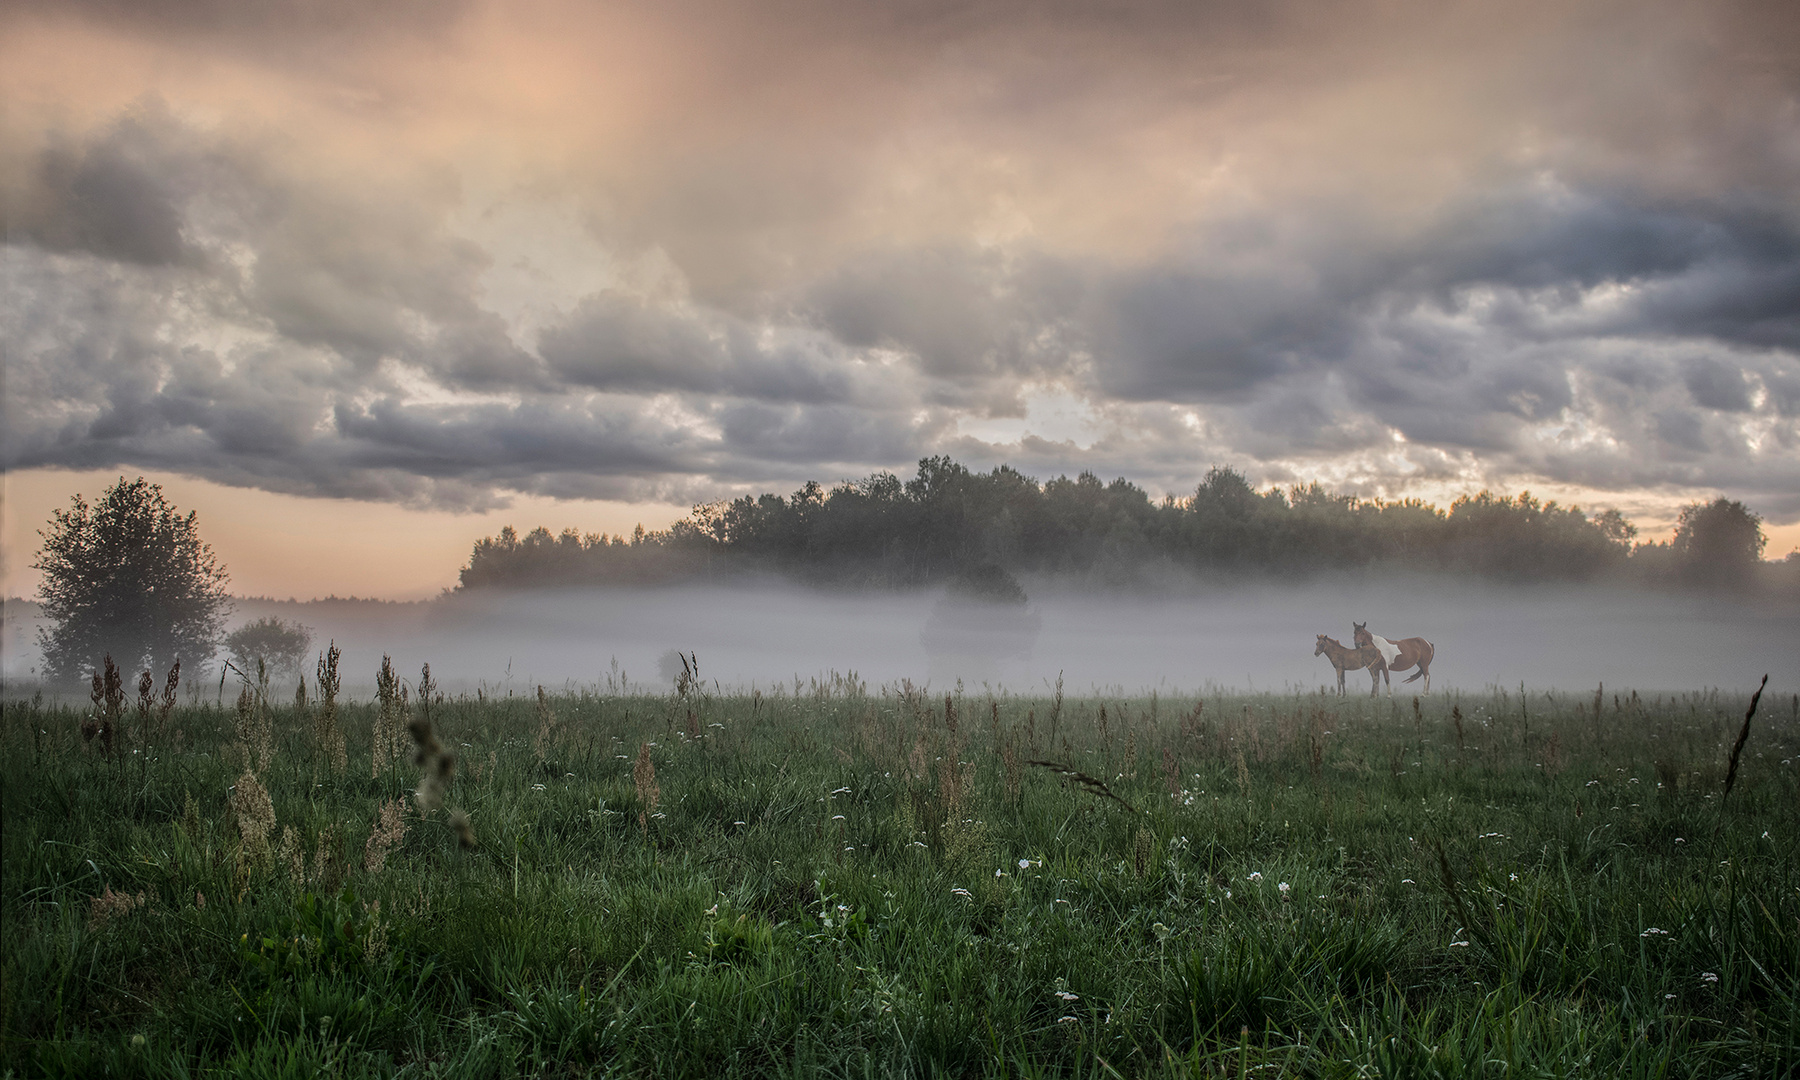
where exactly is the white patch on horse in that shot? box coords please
[1372,635,1401,668]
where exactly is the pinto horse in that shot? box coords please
[1353,621,1435,694]
[1314,635,1385,697]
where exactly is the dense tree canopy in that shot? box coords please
[32,477,231,685]
[453,457,1762,593]
[1670,498,1766,588]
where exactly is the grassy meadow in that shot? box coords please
[2,667,1796,1078]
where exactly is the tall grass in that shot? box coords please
[2,673,1794,1077]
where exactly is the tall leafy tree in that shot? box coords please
[1671,498,1766,588]
[32,477,231,685]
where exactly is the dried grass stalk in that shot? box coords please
[314,642,345,775]
[156,659,180,743]
[1026,759,1138,814]
[373,655,404,778]
[275,825,305,885]
[88,886,147,931]
[634,742,659,831]
[234,686,272,774]
[364,798,408,874]
[1722,674,1769,803]
[230,769,276,854]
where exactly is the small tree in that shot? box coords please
[1671,498,1766,588]
[32,477,231,685]
[222,617,313,682]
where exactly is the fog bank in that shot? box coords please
[10,578,1794,700]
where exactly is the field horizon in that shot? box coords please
[7,575,1798,699]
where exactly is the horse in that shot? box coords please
[1353,621,1434,694]
[1314,634,1386,697]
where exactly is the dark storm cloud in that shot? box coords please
[538,293,860,404]
[9,154,1799,514]
[7,0,475,60]
[19,110,198,266]
[3,0,1798,524]
[715,401,934,471]
[1683,358,1755,412]
[804,248,1039,380]
[1074,185,1800,406]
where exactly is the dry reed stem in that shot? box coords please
[1722,674,1768,803]
[1025,760,1139,814]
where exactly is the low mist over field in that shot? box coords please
[10,579,1794,697]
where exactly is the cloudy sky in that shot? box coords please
[4,0,1798,597]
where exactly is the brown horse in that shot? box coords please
[1353,622,1435,694]
[1314,634,1385,697]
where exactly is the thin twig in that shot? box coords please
[1722,674,1768,804]
[1026,760,1139,814]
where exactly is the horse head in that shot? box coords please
[1352,621,1370,646]
[1314,634,1329,656]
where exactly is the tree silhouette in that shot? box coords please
[222,617,313,682]
[453,456,1667,592]
[32,477,231,685]
[1671,498,1765,588]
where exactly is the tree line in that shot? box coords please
[458,457,1787,592]
[23,468,1788,688]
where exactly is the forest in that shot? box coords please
[457,458,1789,593]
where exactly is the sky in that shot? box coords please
[3,0,1798,599]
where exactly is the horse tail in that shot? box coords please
[1402,669,1426,683]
